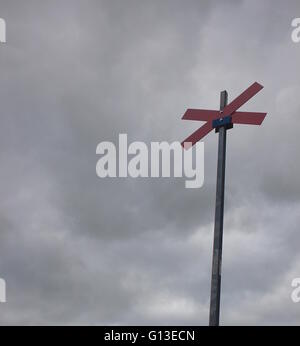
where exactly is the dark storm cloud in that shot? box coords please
[0,0,300,325]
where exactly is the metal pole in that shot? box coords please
[209,90,228,326]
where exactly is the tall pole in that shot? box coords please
[209,90,228,326]
[180,82,266,325]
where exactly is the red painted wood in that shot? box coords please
[181,122,213,148]
[221,82,263,116]
[180,82,266,148]
[182,109,220,121]
[232,111,267,125]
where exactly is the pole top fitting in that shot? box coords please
[212,115,233,133]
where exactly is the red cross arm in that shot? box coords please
[232,111,267,125]
[181,122,213,149]
[221,82,264,116]
[182,109,220,121]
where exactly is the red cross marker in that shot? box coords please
[179,82,267,326]
[181,82,267,148]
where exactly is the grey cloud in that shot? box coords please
[0,0,300,325]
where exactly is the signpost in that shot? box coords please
[181,82,267,326]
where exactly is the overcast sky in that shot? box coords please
[0,0,299,325]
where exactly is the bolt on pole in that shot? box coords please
[209,90,228,326]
